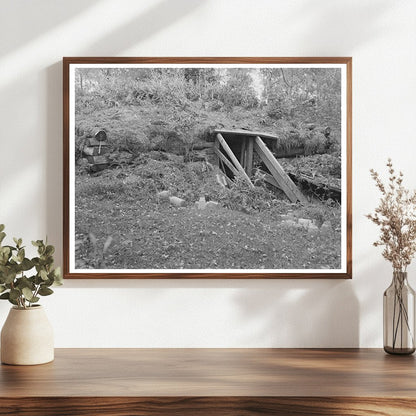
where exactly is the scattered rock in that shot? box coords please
[196,196,207,210]
[206,201,219,210]
[169,196,186,207]
[282,219,299,227]
[157,190,171,200]
[308,224,319,234]
[321,220,332,233]
[298,218,313,229]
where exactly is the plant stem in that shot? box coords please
[391,275,414,350]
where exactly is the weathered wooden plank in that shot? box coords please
[246,137,254,176]
[260,171,281,189]
[213,147,239,177]
[291,172,341,194]
[240,137,247,170]
[216,134,253,187]
[254,136,306,203]
[214,129,278,140]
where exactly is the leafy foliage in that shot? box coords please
[0,225,62,308]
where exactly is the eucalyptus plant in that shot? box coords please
[0,224,62,309]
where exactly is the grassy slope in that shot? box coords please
[74,102,342,270]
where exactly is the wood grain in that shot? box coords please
[63,57,352,279]
[1,349,415,415]
[1,397,416,416]
[254,136,307,203]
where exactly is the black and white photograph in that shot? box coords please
[64,58,351,278]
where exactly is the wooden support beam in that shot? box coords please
[216,134,253,188]
[214,137,220,164]
[246,137,254,176]
[254,136,306,203]
[240,137,247,170]
[260,171,281,189]
[214,129,279,141]
[213,147,239,177]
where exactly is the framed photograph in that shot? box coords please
[63,57,352,279]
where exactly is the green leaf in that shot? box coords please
[39,269,48,281]
[0,224,5,232]
[17,248,25,263]
[20,258,34,271]
[38,287,53,296]
[0,232,6,244]
[42,256,54,266]
[34,274,43,285]
[8,297,18,306]
[45,245,55,256]
[0,286,7,294]
[31,240,43,247]
[0,247,10,265]
[22,287,34,301]
[2,271,17,285]
[17,276,35,290]
[52,267,63,286]
[0,246,10,255]
[4,245,17,252]
[9,288,21,301]
[0,292,9,299]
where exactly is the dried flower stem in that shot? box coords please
[366,159,416,272]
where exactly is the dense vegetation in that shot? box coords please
[74,66,342,270]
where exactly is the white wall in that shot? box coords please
[0,0,415,347]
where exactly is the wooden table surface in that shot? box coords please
[1,348,415,415]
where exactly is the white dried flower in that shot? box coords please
[367,159,416,272]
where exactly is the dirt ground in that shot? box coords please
[74,169,341,270]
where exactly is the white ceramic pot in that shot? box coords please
[1,305,54,365]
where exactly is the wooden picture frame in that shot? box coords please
[63,57,352,279]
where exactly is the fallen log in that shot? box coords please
[273,146,329,158]
[288,172,341,202]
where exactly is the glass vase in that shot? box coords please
[383,271,415,355]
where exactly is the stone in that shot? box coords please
[157,190,171,200]
[308,224,319,234]
[298,218,313,229]
[169,196,186,207]
[206,201,219,210]
[282,219,298,227]
[196,196,207,210]
[321,220,332,232]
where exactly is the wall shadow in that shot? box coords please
[82,0,205,55]
[233,279,359,347]
[289,0,393,52]
[0,0,101,56]
[46,0,205,265]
